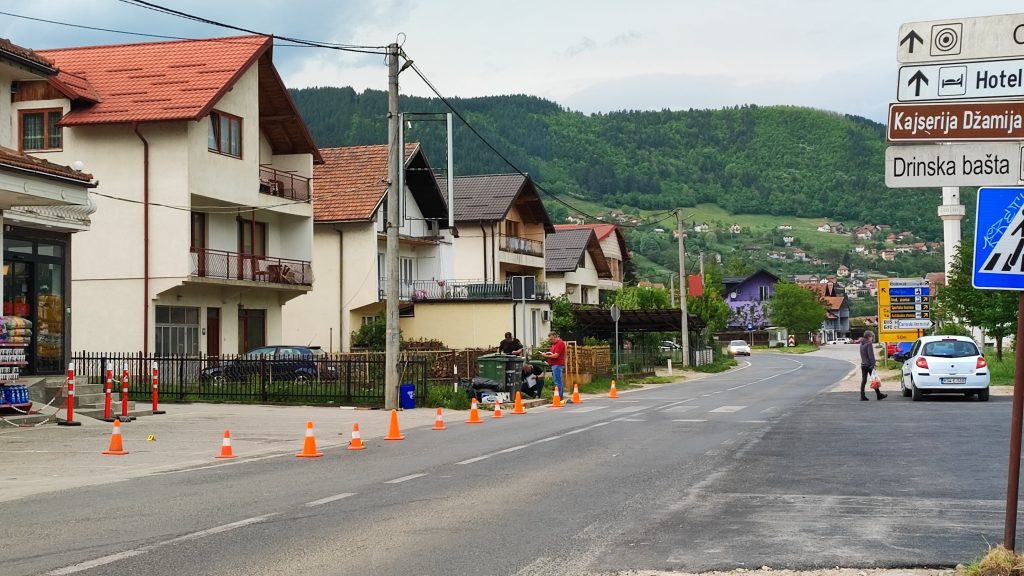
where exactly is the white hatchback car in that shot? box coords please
[900,335,990,401]
[726,340,751,356]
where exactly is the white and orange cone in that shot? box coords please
[348,423,366,450]
[296,421,324,458]
[432,407,447,430]
[216,429,237,459]
[493,397,504,419]
[101,420,128,455]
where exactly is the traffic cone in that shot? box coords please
[571,383,582,404]
[551,386,564,408]
[101,420,128,455]
[216,429,236,459]
[493,397,504,419]
[512,391,526,415]
[465,398,484,424]
[432,407,447,430]
[348,423,366,450]
[384,410,405,440]
[296,421,324,458]
[609,379,619,399]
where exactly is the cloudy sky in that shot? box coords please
[3,1,1023,122]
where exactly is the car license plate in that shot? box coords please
[941,377,967,385]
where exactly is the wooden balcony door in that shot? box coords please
[191,212,207,276]
[237,219,266,280]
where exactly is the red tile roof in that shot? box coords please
[0,38,56,72]
[0,146,94,184]
[314,144,419,222]
[555,223,617,240]
[38,35,271,125]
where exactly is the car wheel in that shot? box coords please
[911,379,923,401]
[210,374,226,387]
[978,387,990,402]
[900,375,911,397]
[293,373,312,385]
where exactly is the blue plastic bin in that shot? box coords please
[399,383,416,409]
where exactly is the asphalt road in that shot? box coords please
[4,351,1007,575]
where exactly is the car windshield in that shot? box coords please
[730,340,747,346]
[921,340,979,358]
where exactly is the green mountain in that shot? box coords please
[290,87,956,276]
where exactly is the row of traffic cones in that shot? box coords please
[99,381,623,457]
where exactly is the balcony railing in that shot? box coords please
[259,166,311,202]
[388,279,550,301]
[191,248,313,286]
[499,234,543,257]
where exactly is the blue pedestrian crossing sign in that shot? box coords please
[974,187,1024,290]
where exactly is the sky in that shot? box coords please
[3,1,1024,122]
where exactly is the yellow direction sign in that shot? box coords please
[877,278,930,342]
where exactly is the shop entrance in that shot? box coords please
[3,238,66,374]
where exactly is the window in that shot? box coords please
[208,111,242,158]
[191,212,207,250]
[20,109,63,151]
[758,285,772,301]
[237,220,267,256]
[155,305,201,356]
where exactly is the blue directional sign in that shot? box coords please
[973,187,1024,290]
[889,287,930,296]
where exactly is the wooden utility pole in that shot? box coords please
[676,209,690,366]
[384,43,400,410]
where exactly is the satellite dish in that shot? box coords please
[730,292,738,299]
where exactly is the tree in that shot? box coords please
[770,282,828,333]
[936,242,1018,360]
[606,286,670,310]
[689,289,732,344]
[549,294,576,336]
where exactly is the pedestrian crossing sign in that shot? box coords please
[974,187,1024,290]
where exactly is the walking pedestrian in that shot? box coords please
[860,330,886,401]
[542,332,566,400]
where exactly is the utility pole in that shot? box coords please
[384,42,400,410]
[676,209,690,367]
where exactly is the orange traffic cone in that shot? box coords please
[493,397,504,419]
[609,379,619,398]
[296,421,324,457]
[432,407,447,430]
[465,398,484,424]
[216,429,236,459]
[101,419,128,455]
[551,386,564,408]
[571,383,582,404]
[384,409,405,440]
[348,423,366,450]
[512,391,526,415]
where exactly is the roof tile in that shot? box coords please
[313,144,418,222]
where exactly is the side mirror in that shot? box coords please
[893,352,910,362]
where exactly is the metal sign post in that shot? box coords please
[610,304,621,381]
[512,276,536,351]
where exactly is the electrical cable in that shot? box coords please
[89,190,310,213]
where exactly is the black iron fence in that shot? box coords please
[71,352,428,408]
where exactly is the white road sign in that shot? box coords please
[885,142,1024,188]
[898,14,1024,64]
[897,58,1024,102]
[883,319,934,330]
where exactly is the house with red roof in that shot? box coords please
[553,223,629,301]
[282,143,452,351]
[0,39,98,375]
[29,35,321,355]
[545,228,611,305]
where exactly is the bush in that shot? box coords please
[423,384,471,410]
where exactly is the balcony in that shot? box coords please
[385,279,550,302]
[190,249,313,286]
[259,166,311,202]
[499,234,543,258]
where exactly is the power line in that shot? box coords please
[90,190,309,214]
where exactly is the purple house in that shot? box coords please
[723,269,780,328]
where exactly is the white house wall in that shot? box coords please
[281,225,342,351]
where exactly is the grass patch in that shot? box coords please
[986,351,1015,386]
[423,385,471,410]
[962,545,1024,576]
[690,356,738,373]
[756,344,818,354]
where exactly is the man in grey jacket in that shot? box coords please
[859,330,886,401]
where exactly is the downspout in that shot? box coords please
[134,123,150,355]
[490,223,497,281]
[337,227,344,353]
[480,224,488,282]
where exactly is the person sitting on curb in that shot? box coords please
[521,363,544,398]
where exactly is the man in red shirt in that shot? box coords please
[542,331,566,400]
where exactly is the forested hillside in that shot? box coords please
[291,87,959,242]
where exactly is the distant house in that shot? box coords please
[729,224,742,234]
[723,269,780,328]
[793,274,819,283]
[885,233,897,244]
[693,222,710,233]
[817,223,832,233]
[799,282,850,341]
[792,248,809,261]
[778,224,793,231]
[545,228,611,306]
[829,223,846,234]
[782,235,795,245]
[881,249,896,261]
[854,245,867,253]
[554,223,630,300]
[837,265,849,277]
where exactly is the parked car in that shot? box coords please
[887,342,913,357]
[726,340,751,356]
[899,336,990,401]
[660,340,682,352]
[201,345,337,384]
[827,338,851,345]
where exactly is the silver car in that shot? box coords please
[899,336,990,401]
[727,340,751,356]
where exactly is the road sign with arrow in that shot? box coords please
[898,15,1024,64]
[897,57,1024,102]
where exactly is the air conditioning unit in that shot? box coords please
[542,310,551,322]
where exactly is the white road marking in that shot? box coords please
[305,493,356,507]
[673,419,708,423]
[386,473,427,484]
[611,406,646,413]
[760,406,778,414]
[47,514,276,575]
[497,444,528,454]
[661,406,698,413]
[569,406,608,413]
[710,405,746,413]
[742,420,769,424]
[619,418,646,422]
[156,453,289,475]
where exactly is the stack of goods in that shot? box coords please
[37,293,63,362]
[1,385,28,405]
[0,316,32,345]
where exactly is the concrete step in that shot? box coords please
[0,411,51,426]
[77,405,154,420]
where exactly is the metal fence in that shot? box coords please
[71,352,428,407]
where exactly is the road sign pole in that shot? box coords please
[1004,291,1024,551]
